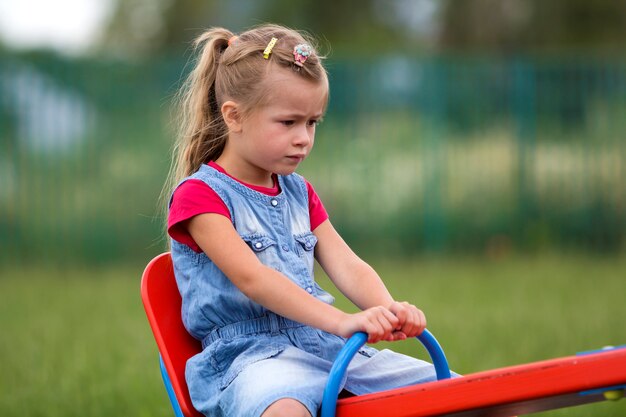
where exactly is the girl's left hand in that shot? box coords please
[388,301,427,339]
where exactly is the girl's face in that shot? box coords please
[220,67,328,186]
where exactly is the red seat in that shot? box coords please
[141,252,203,417]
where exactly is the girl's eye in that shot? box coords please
[281,120,294,126]
[307,119,319,127]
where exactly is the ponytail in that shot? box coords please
[174,27,233,180]
[159,28,232,231]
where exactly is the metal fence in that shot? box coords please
[1,51,625,266]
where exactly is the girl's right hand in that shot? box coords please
[337,306,403,344]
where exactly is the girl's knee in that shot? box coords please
[261,398,311,417]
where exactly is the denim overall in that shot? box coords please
[171,164,440,417]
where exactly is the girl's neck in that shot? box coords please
[212,158,275,188]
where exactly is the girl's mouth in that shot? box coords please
[286,155,305,163]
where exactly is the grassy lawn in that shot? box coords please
[1,253,625,417]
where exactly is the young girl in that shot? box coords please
[165,24,442,417]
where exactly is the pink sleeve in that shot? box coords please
[306,180,329,231]
[167,179,231,252]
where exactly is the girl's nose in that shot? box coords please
[293,126,312,147]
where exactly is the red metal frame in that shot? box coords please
[336,347,626,417]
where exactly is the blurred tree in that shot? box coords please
[255,0,401,54]
[158,0,401,54]
[101,0,176,58]
[438,0,626,53]
[99,0,626,58]
[98,0,416,57]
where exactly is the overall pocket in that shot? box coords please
[294,232,317,274]
[241,234,281,271]
[208,337,285,390]
[294,232,318,255]
[358,345,380,358]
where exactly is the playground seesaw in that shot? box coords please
[323,332,626,417]
[142,253,626,417]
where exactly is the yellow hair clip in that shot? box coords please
[263,37,278,59]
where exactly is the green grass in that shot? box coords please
[0,264,170,417]
[1,254,625,417]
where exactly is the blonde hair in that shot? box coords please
[160,24,328,235]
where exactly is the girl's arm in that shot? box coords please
[187,213,401,343]
[313,219,427,339]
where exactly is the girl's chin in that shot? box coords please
[274,167,298,176]
[273,162,301,175]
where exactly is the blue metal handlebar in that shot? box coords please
[321,329,451,417]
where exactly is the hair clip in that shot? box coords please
[293,44,313,67]
[228,36,238,47]
[263,37,278,59]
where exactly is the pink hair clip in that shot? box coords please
[293,44,313,67]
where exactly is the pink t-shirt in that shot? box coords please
[168,161,329,252]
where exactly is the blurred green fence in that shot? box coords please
[1,51,625,266]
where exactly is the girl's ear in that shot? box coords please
[221,101,243,133]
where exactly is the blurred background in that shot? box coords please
[1,1,625,416]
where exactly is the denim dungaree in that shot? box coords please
[171,164,441,417]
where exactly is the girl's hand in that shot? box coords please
[388,301,427,339]
[336,306,405,344]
